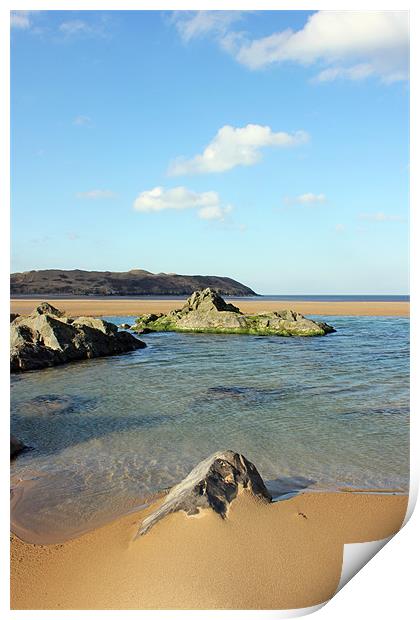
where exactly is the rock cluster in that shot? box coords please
[133,288,335,337]
[138,450,272,535]
[10,303,146,372]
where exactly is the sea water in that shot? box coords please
[10,315,409,542]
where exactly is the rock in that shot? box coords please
[138,450,272,536]
[134,327,152,335]
[72,316,118,336]
[11,435,27,459]
[17,393,95,416]
[118,323,131,329]
[11,304,146,372]
[32,302,64,317]
[10,313,19,323]
[183,289,240,314]
[133,288,335,337]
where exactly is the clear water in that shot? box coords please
[10,315,409,542]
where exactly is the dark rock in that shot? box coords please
[118,323,131,329]
[11,304,146,372]
[11,435,27,459]
[138,450,272,536]
[10,313,19,323]
[134,327,152,334]
[133,288,335,337]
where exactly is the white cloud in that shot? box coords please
[359,212,405,222]
[172,11,409,84]
[285,192,327,205]
[232,11,409,83]
[171,11,245,43]
[77,189,116,200]
[133,186,232,222]
[73,115,92,127]
[134,186,218,212]
[298,192,327,204]
[168,124,309,176]
[11,11,31,29]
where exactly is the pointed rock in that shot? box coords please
[138,450,272,536]
[32,302,64,317]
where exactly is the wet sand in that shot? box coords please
[11,490,408,610]
[10,298,409,317]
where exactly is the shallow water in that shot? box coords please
[10,315,409,542]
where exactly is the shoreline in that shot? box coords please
[10,484,408,546]
[11,489,408,610]
[10,297,410,317]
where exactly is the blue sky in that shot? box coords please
[10,10,409,294]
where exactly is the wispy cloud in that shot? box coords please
[10,11,32,29]
[133,186,232,222]
[198,204,233,221]
[313,64,376,83]
[59,20,95,37]
[73,115,93,127]
[171,11,245,43]
[171,11,409,84]
[76,189,116,200]
[284,192,327,205]
[359,212,405,222]
[168,124,309,176]
[11,11,110,39]
[58,18,110,39]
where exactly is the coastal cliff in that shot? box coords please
[11,269,256,297]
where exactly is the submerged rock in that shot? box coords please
[17,393,96,416]
[10,303,146,372]
[133,288,335,337]
[138,450,272,536]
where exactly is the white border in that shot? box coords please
[2,1,417,619]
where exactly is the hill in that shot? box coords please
[10,269,257,297]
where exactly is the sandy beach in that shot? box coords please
[11,490,407,610]
[10,298,409,317]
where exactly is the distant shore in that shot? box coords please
[10,297,410,317]
[11,490,408,610]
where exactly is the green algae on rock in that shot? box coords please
[133,288,335,337]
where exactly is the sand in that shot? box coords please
[10,490,408,610]
[10,298,409,317]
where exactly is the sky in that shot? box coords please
[10,10,409,294]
